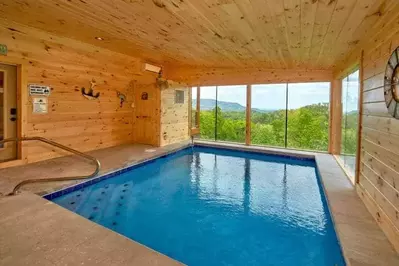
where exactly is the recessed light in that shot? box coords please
[95,37,104,41]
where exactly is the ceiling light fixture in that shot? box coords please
[95,37,104,41]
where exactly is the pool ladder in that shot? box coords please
[0,137,101,196]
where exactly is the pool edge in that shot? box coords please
[43,142,356,266]
[43,144,192,200]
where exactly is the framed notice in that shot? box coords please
[29,84,51,96]
[33,97,48,114]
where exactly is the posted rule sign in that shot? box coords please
[33,97,48,114]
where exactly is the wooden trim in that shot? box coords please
[355,50,364,184]
[0,56,27,162]
[0,159,25,169]
[329,79,342,154]
[156,85,161,147]
[17,63,27,160]
[196,86,200,129]
[333,62,360,80]
[191,128,200,136]
[166,66,333,86]
[188,87,192,133]
[245,85,251,146]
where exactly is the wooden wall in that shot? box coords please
[335,14,399,252]
[0,21,159,163]
[160,81,190,146]
[165,66,332,86]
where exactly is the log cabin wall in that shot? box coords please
[0,22,159,164]
[165,66,333,86]
[160,82,190,146]
[334,13,399,252]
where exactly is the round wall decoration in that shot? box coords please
[384,47,399,118]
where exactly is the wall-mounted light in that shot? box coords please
[144,63,162,73]
[95,37,104,41]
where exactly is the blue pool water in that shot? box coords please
[50,147,345,266]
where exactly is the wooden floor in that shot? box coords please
[0,141,398,266]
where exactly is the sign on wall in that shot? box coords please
[29,84,51,96]
[33,97,48,114]
[0,44,7,55]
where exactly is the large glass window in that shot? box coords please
[199,86,217,140]
[287,83,330,151]
[197,82,331,152]
[251,84,287,147]
[339,70,360,180]
[216,85,246,143]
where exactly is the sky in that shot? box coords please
[194,73,359,112]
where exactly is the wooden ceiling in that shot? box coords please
[0,0,397,69]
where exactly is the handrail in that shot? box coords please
[0,137,101,195]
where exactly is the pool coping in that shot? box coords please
[43,141,399,266]
[43,142,315,200]
[43,144,192,200]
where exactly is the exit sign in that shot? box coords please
[0,44,7,55]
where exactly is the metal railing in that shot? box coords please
[0,137,101,195]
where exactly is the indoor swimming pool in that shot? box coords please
[46,146,345,266]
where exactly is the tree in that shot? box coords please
[197,103,332,152]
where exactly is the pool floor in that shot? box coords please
[51,147,345,266]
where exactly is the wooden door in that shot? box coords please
[133,84,160,146]
[0,63,17,162]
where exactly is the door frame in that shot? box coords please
[0,57,27,168]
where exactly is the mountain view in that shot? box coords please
[192,99,358,153]
[192,99,276,113]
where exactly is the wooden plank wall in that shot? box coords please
[165,66,333,86]
[160,81,190,146]
[0,22,159,163]
[335,15,399,252]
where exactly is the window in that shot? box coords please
[175,90,184,104]
[199,86,217,140]
[251,84,287,147]
[216,85,246,143]
[339,70,359,180]
[196,82,332,152]
[287,82,330,151]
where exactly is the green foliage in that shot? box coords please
[197,103,358,152]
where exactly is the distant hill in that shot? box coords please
[195,99,245,111]
[192,99,276,113]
